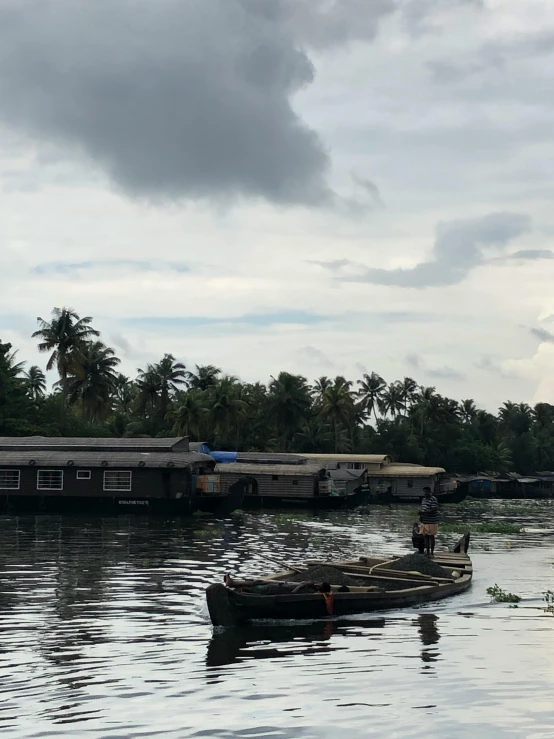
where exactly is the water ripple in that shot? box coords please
[1,503,554,738]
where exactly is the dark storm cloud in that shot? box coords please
[32,260,190,275]
[406,353,422,369]
[503,250,554,261]
[344,212,532,288]
[530,327,554,344]
[351,175,385,208]
[0,0,396,206]
[406,353,464,380]
[427,366,465,381]
[299,345,335,369]
[309,258,355,271]
[475,356,513,378]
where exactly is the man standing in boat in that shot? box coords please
[419,486,439,556]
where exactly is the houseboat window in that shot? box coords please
[272,475,279,481]
[37,470,63,491]
[76,470,91,480]
[407,479,413,488]
[292,480,299,485]
[103,470,132,492]
[0,470,20,489]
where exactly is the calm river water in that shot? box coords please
[1,501,554,739]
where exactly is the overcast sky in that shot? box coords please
[1,0,554,411]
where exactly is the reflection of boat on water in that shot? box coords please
[417,613,440,670]
[206,534,472,628]
[418,613,440,646]
[206,618,386,667]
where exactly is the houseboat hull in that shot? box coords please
[241,485,370,511]
[370,488,468,505]
[0,480,247,518]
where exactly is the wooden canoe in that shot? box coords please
[206,533,471,628]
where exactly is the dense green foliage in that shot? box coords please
[2,307,554,474]
[486,585,521,603]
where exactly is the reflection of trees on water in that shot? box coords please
[417,614,440,673]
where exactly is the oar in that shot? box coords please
[259,555,305,574]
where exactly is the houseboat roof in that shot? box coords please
[0,436,190,452]
[301,453,392,465]
[236,452,308,465]
[366,464,445,477]
[327,468,367,481]
[0,450,213,468]
[215,463,323,476]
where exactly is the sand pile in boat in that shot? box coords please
[288,565,358,586]
[387,554,452,579]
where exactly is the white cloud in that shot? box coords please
[0,1,553,412]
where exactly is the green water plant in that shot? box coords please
[194,529,215,538]
[486,584,521,603]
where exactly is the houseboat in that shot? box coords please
[301,453,393,471]
[460,472,554,500]
[215,462,369,509]
[0,436,247,516]
[365,463,466,504]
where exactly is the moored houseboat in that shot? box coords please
[215,461,369,509]
[365,463,466,504]
[0,436,246,516]
[292,454,465,504]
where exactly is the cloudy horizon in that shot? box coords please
[1,0,554,412]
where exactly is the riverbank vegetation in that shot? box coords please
[2,306,554,474]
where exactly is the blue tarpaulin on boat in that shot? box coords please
[210,451,238,463]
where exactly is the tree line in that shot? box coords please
[0,306,553,475]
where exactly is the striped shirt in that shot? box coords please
[420,495,439,524]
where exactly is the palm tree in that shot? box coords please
[499,401,532,436]
[533,402,554,429]
[186,364,221,391]
[171,390,208,438]
[379,382,404,419]
[490,441,513,472]
[399,377,418,413]
[6,349,26,379]
[460,399,477,425]
[357,372,386,423]
[66,341,120,422]
[293,419,334,453]
[474,409,498,445]
[32,307,99,424]
[410,386,437,434]
[208,377,249,444]
[24,366,47,400]
[153,354,187,418]
[135,367,163,420]
[112,374,136,414]
[312,376,331,401]
[319,376,356,452]
[268,372,312,450]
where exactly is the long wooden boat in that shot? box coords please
[206,533,471,627]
